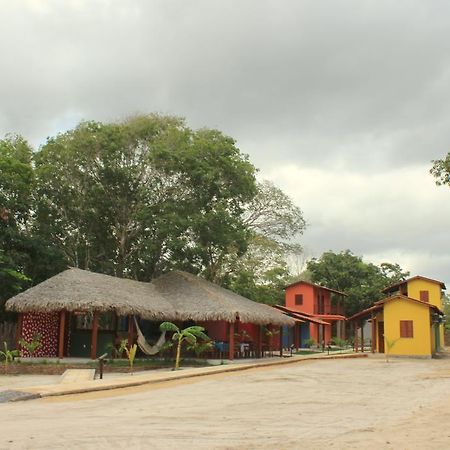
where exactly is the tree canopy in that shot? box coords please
[34,115,257,281]
[306,250,410,317]
[431,152,450,186]
[0,114,306,317]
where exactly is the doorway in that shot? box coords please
[378,321,385,353]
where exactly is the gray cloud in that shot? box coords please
[1,0,449,286]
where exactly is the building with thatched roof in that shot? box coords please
[6,268,294,360]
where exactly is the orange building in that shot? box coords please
[284,281,346,346]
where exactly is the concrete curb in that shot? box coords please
[13,353,368,401]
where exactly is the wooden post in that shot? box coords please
[15,313,23,348]
[228,322,235,360]
[257,325,263,358]
[354,325,358,353]
[361,322,364,352]
[91,311,99,360]
[127,315,135,347]
[294,323,300,350]
[279,326,283,357]
[58,311,66,359]
[371,315,376,353]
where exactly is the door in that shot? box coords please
[378,322,385,353]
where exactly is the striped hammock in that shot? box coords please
[133,317,167,356]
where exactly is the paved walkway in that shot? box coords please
[5,353,366,402]
[60,369,96,384]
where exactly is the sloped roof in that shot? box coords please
[153,271,294,326]
[5,268,294,326]
[273,305,331,325]
[347,294,443,321]
[284,280,347,296]
[382,275,446,293]
[5,268,176,321]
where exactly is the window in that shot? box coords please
[400,320,414,338]
[295,294,303,305]
[420,290,429,302]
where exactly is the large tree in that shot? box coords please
[307,250,410,317]
[34,114,257,281]
[225,180,306,304]
[431,153,450,186]
[0,135,66,320]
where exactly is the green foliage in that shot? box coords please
[33,115,257,281]
[385,337,400,363]
[307,250,409,317]
[186,340,214,357]
[0,134,66,320]
[431,153,450,186]
[263,326,280,337]
[303,338,316,348]
[160,322,211,370]
[330,337,346,348]
[19,333,41,357]
[117,339,138,373]
[0,341,20,371]
[224,180,307,305]
[0,115,304,319]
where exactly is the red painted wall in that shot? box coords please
[285,283,332,315]
[20,312,60,357]
[285,283,315,313]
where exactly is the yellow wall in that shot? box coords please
[407,278,442,309]
[407,279,444,349]
[383,298,432,357]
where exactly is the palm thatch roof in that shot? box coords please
[5,268,294,326]
[5,268,176,321]
[153,271,294,326]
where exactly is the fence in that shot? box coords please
[0,322,17,349]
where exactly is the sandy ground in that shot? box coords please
[1,356,450,449]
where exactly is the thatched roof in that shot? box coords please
[153,271,294,326]
[5,268,294,326]
[5,268,176,321]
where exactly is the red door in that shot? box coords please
[378,322,385,353]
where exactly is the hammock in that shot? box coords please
[133,317,167,356]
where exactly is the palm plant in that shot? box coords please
[118,339,138,373]
[159,322,210,370]
[0,342,20,373]
[19,333,41,357]
[384,337,400,363]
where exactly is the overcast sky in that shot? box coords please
[1,0,449,288]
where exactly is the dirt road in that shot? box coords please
[1,356,450,449]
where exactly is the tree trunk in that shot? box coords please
[175,339,182,370]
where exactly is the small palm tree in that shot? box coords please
[385,337,400,363]
[159,322,210,370]
[0,342,20,373]
[118,339,138,373]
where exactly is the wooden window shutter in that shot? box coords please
[400,320,413,338]
[295,294,303,305]
[420,290,429,302]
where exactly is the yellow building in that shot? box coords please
[349,276,446,358]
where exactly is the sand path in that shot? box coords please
[1,357,450,449]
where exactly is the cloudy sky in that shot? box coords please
[1,0,449,287]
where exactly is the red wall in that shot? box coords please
[20,312,60,357]
[285,283,314,313]
[285,283,332,315]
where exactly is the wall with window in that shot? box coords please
[383,298,432,356]
[407,279,444,346]
[285,283,315,313]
